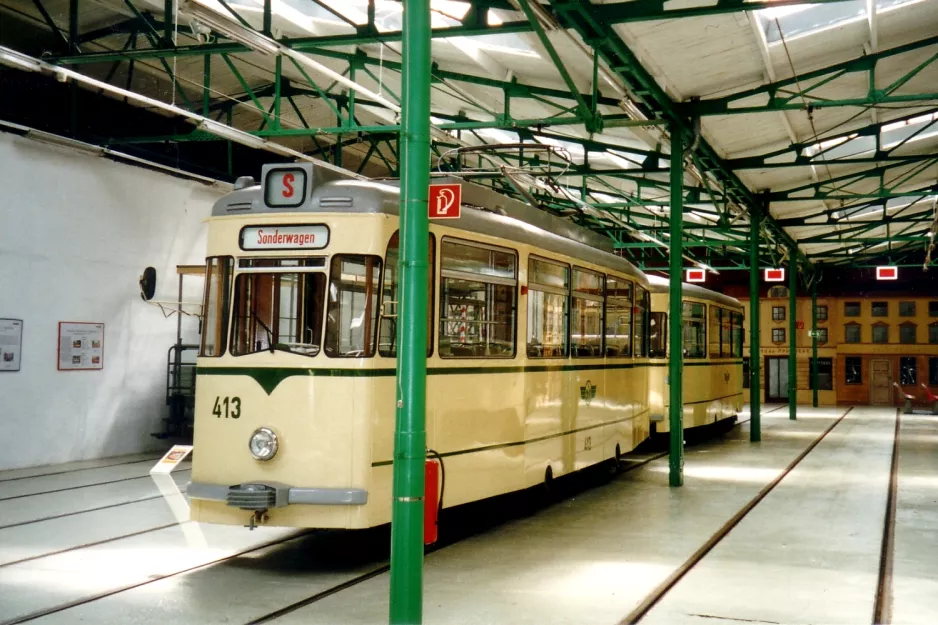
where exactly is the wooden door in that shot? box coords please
[870,359,892,405]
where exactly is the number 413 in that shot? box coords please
[213,396,241,419]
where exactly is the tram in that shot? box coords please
[646,274,745,434]
[187,162,653,529]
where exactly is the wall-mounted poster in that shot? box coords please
[0,319,23,372]
[58,322,105,371]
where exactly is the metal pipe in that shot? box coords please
[812,275,818,408]
[668,129,684,488]
[788,252,797,420]
[388,0,430,620]
[749,203,762,442]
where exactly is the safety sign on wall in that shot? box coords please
[0,318,23,372]
[58,322,105,371]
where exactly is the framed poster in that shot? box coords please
[58,322,105,371]
[0,318,23,372]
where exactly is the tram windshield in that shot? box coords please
[230,259,326,357]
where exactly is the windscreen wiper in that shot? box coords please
[254,316,275,353]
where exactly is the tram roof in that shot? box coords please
[646,275,742,310]
[212,166,648,284]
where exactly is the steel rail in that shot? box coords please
[872,408,901,625]
[618,406,855,624]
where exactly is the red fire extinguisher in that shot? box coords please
[423,457,440,545]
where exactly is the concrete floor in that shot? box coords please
[0,404,935,625]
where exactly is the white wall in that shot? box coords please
[0,132,224,470]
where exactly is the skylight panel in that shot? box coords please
[756,0,921,44]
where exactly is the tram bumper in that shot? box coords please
[188,481,368,511]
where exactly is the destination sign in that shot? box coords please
[240,225,329,250]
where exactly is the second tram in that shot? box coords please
[646,275,745,434]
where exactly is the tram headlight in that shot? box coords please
[249,427,279,461]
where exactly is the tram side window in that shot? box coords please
[709,306,722,358]
[439,239,517,359]
[378,232,436,357]
[604,276,632,357]
[231,263,326,357]
[325,255,382,358]
[649,312,667,358]
[682,301,706,358]
[527,257,569,358]
[201,256,233,357]
[731,311,744,357]
[571,268,604,358]
[633,287,649,357]
[721,309,732,357]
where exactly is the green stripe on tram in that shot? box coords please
[197,360,744,394]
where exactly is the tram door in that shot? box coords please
[766,357,789,401]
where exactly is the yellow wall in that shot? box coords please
[739,294,938,406]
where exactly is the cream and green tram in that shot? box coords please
[188,163,653,530]
[646,275,745,434]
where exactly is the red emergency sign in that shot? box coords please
[876,266,898,280]
[764,268,785,282]
[686,269,706,283]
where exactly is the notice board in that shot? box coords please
[58,322,105,371]
[0,319,23,372]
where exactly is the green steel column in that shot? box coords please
[274,55,282,131]
[389,0,430,621]
[164,0,174,46]
[668,129,684,488]
[202,55,211,117]
[749,203,762,442]
[811,276,818,408]
[788,254,797,420]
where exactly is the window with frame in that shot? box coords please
[633,287,649,357]
[899,357,917,386]
[845,322,861,344]
[325,256,382,357]
[231,259,327,357]
[439,239,517,359]
[845,357,862,384]
[900,323,917,345]
[772,306,786,321]
[731,311,744,357]
[378,232,436,357]
[768,286,788,298]
[571,267,604,358]
[649,312,666,358]
[527,257,568,358]
[816,327,828,344]
[682,301,706,358]
[899,301,916,317]
[721,309,733,357]
[709,306,722,358]
[872,323,889,344]
[930,357,938,386]
[816,305,828,322]
[930,301,938,317]
[200,256,233,357]
[810,358,833,391]
[604,275,632,357]
[844,302,861,317]
[872,301,888,317]
[930,322,938,344]
[772,328,785,343]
